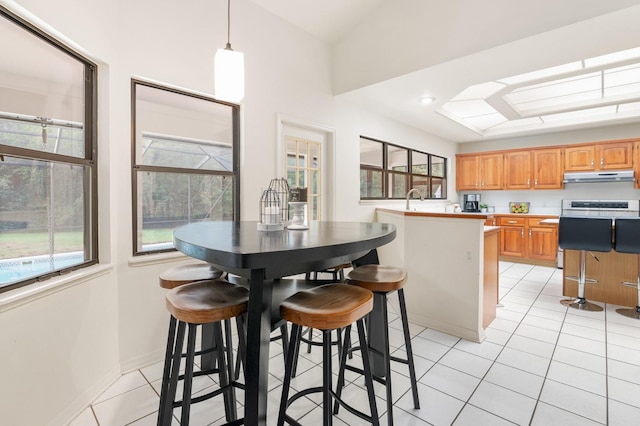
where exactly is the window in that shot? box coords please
[0,7,98,292]
[359,136,446,199]
[286,137,322,220]
[131,80,239,255]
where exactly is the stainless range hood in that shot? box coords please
[563,170,635,183]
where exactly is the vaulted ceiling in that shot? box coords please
[252,0,640,142]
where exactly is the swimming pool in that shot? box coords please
[0,252,85,287]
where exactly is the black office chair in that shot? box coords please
[613,217,640,319]
[558,216,612,311]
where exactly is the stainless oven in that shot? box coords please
[559,200,640,268]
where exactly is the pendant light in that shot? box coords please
[215,0,245,103]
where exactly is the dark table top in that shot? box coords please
[173,221,396,279]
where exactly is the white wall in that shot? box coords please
[0,0,449,424]
[334,99,457,222]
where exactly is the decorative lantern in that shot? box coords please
[257,189,284,231]
[268,178,290,224]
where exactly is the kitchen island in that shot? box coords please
[375,208,499,342]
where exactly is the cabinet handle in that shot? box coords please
[535,179,538,186]
[476,181,478,188]
[481,180,485,188]
[508,220,517,224]
[521,229,524,238]
[600,158,604,167]
[529,229,532,238]
[527,178,530,187]
[591,159,594,168]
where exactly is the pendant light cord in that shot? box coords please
[225,0,232,50]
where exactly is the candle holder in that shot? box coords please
[287,187,308,230]
[287,201,308,230]
[258,189,284,231]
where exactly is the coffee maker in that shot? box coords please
[463,194,481,212]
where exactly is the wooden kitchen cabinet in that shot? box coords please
[498,216,526,258]
[635,141,640,189]
[479,153,503,190]
[456,153,503,190]
[504,151,532,189]
[533,148,563,189]
[497,215,558,263]
[564,141,633,171]
[527,218,558,261]
[456,155,479,190]
[504,148,563,190]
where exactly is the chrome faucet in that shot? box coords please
[405,188,424,210]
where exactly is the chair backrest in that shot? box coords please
[614,217,640,254]
[558,216,612,252]
[351,249,380,267]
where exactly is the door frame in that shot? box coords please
[276,114,336,221]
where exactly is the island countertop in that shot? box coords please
[376,207,493,220]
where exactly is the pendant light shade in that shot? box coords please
[215,47,244,103]
[215,0,244,103]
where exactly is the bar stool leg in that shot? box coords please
[214,322,236,422]
[617,256,640,319]
[561,250,603,311]
[322,330,333,426]
[381,295,394,426]
[277,324,301,426]
[181,324,198,425]
[158,316,178,425]
[398,289,420,409]
[357,319,380,426]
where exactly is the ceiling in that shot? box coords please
[252,0,640,142]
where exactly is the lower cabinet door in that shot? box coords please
[500,226,526,257]
[528,227,558,261]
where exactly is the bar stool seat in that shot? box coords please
[558,216,612,311]
[278,284,379,425]
[343,261,420,426]
[159,262,226,289]
[158,280,248,426]
[613,217,640,319]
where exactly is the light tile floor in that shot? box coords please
[69,262,640,425]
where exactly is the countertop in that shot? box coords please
[376,208,493,220]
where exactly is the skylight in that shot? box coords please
[438,47,640,137]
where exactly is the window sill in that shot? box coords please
[0,263,113,313]
[128,250,191,268]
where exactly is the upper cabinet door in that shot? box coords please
[598,142,633,170]
[479,153,503,190]
[533,148,563,189]
[564,145,596,171]
[456,155,479,190]
[504,151,532,190]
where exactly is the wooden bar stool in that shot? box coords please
[340,256,420,426]
[158,280,248,426]
[613,217,640,319]
[158,262,226,289]
[559,216,612,311]
[278,284,379,426]
[293,263,351,376]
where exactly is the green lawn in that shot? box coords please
[0,228,175,259]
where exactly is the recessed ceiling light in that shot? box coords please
[419,96,435,105]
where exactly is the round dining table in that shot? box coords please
[173,220,396,425]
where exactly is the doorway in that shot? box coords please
[277,115,336,221]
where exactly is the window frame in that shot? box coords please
[359,136,447,200]
[130,79,240,256]
[0,6,98,293]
